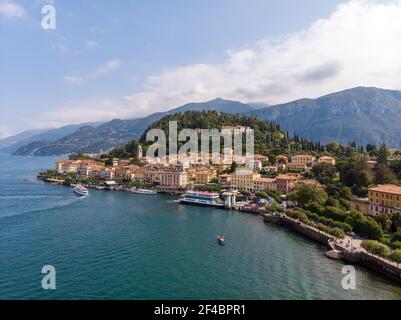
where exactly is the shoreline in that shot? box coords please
[39,175,401,287]
[262,213,401,286]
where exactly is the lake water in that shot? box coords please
[1,153,401,300]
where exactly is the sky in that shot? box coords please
[1,0,401,138]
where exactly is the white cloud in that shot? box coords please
[29,0,401,128]
[64,59,121,84]
[0,1,25,19]
[26,98,133,129]
[125,0,401,113]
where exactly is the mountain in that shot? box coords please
[246,87,401,148]
[0,129,47,152]
[14,87,401,156]
[1,122,102,154]
[14,98,254,156]
[110,110,293,159]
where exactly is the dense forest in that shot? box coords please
[110,111,367,160]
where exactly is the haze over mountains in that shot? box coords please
[4,87,401,156]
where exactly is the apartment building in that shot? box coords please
[231,169,261,192]
[159,171,188,188]
[291,154,316,166]
[368,184,401,216]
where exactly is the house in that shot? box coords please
[246,159,263,171]
[231,169,261,192]
[218,173,232,185]
[252,178,277,192]
[317,156,336,166]
[275,174,298,194]
[368,184,401,216]
[291,154,316,166]
[159,171,188,188]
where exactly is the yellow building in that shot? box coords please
[317,156,336,166]
[252,178,277,192]
[368,185,401,216]
[188,168,217,185]
[231,169,261,192]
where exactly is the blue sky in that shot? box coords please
[1,0,400,137]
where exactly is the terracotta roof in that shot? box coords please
[369,184,401,195]
[253,178,276,183]
[276,174,298,180]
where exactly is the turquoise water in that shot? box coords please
[1,154,401,300]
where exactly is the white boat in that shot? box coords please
[74,185,89,196]
[178,191,224,208]
[130,187,157,195]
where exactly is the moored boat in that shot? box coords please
[74,185,89,196]
[130,187,157,195]
[178,191,224,208]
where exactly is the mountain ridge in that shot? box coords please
[11,86,401,156]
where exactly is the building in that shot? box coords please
[368,184,401,216]
[55,160,80,174]
[137,145,143,160]
[275,155,288,164]
[187,167,217,185]
[231,169,261,192]
[246,159,263,171]
[218,173,232,185]
[263,165,279,173]
[317,156,336,166]
[159,171,188,188]
[286,163,307,172]
[252,178,277,192]
[291,154,316,166]
[275,174,298,194]
[350,197,370,214]
[253,154,269,163]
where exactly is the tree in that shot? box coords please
[388,250,401,265]
[375,213,393,233]
[327,141,340,153]
[361,240,390,257]
[339,187,353,201]
[287,185,328,208]
[230,161,238,173]
[312,163,336,185]
[377,143,389,165]
[374,164,396,184]
[346,211,383,240]
[392,212,401,231]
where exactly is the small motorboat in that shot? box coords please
[218,234,225,245]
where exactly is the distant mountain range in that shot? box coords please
[245,87,401,147]
[0,122,102,154]
[4,87,401,156]
[12,98,253,156]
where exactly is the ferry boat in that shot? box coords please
[130,187,157,195]
[74,185,89,197]
[218,234,225,245]
[178,191,224,208]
